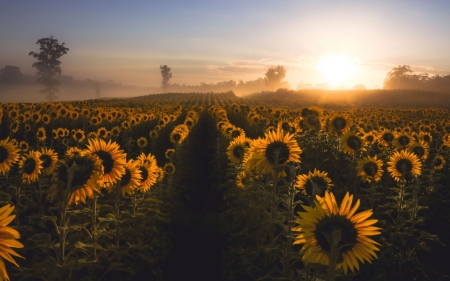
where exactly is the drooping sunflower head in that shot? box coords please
[277,120,294,134]
[293,191,381,274]
[342,130,366,156]
[19,150,43,184]
[295,168,333,197]
[39,147,59,175]
[387,149,422,182]
[357,155,384,183]
[0,137,20,175]
[83,138,127,185]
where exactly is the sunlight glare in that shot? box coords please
[317,55,358,87]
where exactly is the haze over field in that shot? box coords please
[1,0,450,102]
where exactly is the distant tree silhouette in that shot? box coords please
[0,65,24,83]
[29,36,69,101]
[265,65,286,90]
[383,65,450,92]
[160,65,172,92]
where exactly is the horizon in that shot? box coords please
[2,0,450,96]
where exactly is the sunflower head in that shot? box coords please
[293,191,381,275]
[39,147,59,175]
[0,137,20,175]
[19,150,43,184]
[163,162,176,175]
[342,131,366,156]
[387,150,422,182]
[357,155,384,183]
[295,168,333,197]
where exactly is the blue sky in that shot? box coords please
[1,0,450,89]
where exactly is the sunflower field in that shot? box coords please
[0,91,450,281]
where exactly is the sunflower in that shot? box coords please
[83,139,127,185]
[66,147,83,158]
[19,151,43,184]
[246,129,302,177]
[342,131,366,156]
[295,168,333,197]
[433,155,446,170]
[419,132,433,144]
[293,191,381,275]
[0,204,25,280]
[49,154,103,206]
[363,131,378,146]
[111,126,121,137]
[387,150,422,182]
[393,132,412,149]
[230,127,246,139]
[107,160,142,196]
[18,141,29,153]
[163,162,176,175]
[277,120,294,134]
[328,114,351,136]
[72,129,85,143]
[39,147,58,176]
[357,155,384,183]
[304,115,322,131]
[9,121,20,134]
[36,127,46,142]
[30,112,41,123]
[408,141,429,160]
[24,124,31,132]
[0,137,20,175]
[136,152,158,167]
[137,162,159,193]
[378,129,395,147]
[136,137,148,148]
[226,136,249,164]
[165,148,175,159]
[149,130,158,139]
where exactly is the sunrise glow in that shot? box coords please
[317,55,359,87]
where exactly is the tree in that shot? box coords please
[160,65,172,92]
[265,65,286,90]
[0,65,24,83]
[29,36,69,101]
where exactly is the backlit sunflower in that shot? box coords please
[36,127,46,142]
[83,139,127,185]
[277,120,294,134]
[342,131,366,156]
[97,127,108,139]
[363,131,378,146]
[0,204,25,281]
[387,150,422,182]
[295,168,333,197]
[236,171,248,189]
[107,160,142,196]
[164,162,176,175]
[357,155,384,183]
[0,137,20,175]
[293,191,381,275]
[136,137,148,148]
[246,129,302,177]
[111,126,121,137]
[49,154,103,206]
[39,147,58,175]
[328,114,351,136]
[226,136,249,164]
[408,141,429,160]
[72,129,85,143]
[19,151,43,184]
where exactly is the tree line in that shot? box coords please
[383,65,450,92]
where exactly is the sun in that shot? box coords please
[317,55,358,87]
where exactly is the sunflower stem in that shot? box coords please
[114,186,121,248]
[327,229,342,281]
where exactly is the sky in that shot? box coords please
[1,0,450,90]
